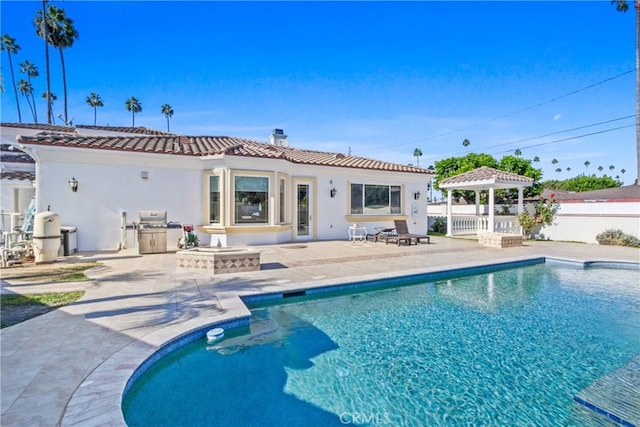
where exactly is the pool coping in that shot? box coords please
[60,255,639,426]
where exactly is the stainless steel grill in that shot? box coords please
[138,210,167,254]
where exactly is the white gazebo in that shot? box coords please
[439,166,534,238]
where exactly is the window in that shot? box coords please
[350,184,401,215]
[235,176,269,224]
[279,178,285,223]
[209,175,220,223]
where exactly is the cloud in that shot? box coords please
[553,113,562,121]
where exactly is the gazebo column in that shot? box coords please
[474,191,480,216]
[517,187,524,214]
[446,189,453,236]
[488,186,495,233]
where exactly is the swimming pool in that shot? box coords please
[122,262,639,426]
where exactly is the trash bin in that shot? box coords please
[60,226,77,256]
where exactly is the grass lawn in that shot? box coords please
[1,291,85,328]
[0,261,100,328]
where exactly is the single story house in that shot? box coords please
[1,124,434,251]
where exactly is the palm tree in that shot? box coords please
[566,166,572,173]
[1,34,22,123]
[413,148,422,167]
[17,79,37,123]
[533,156,540,163]
[598,165,604,174]
[35,5,79,126]
[40,0,52,123]
[612,0,639,184]
[462,139,470,151]
[609,165,616,173]
[555,167,562,177]
[584,160,590,171]
[42,91,56,123]
[19,60,39,124]
[125,96,142,126]
[86,92,104,125]
[161,103,174,132]
[621,168,627,176]
[514,149,522,156]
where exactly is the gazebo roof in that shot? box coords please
[439,166,534,190]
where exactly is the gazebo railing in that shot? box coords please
[449,215,521,236]
[494,216,521,234]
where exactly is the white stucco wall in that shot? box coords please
[540,201,639,244]
[22,144,432,251]
[204,158,430,247]
[28,146,204,251]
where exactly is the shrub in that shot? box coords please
[596,229,640,247]
[431,216,447,233]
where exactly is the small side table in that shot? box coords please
[349,225,367,242]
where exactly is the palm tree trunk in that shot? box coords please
[93,107,97,126]
[132,111,135,127]
[23,93,36,123]
[26,77,38,124]
[8,53,22,123]
[43,0,52,124]
[166,116,170,132]
[58,47,68,124]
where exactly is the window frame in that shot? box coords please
[233,175,270,224]
[208,175,221,223]
[350,183,402,215]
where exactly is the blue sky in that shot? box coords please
[1,1,636,184]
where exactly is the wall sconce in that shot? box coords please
[414,191,421,200]
[69,177,78,192]
[330,187,337,198]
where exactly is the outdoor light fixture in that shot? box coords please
[69,177,78,192]
[330,187,337,198]
[414,191,421,200]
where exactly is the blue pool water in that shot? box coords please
[122,263,640,426]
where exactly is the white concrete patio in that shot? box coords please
[1,237,638,426]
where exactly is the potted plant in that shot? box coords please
[518,193,559,240]
[534,193,559,227]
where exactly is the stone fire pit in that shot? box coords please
[176,247,261,274]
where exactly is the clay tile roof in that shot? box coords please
[0,152,34,163]
[75,125,174,135]
[0,122,76,133]
[15,133,434,174]
[440,166,534,187]
[1,144,34,163]
[544,186,640,202]
[0,170,35,181]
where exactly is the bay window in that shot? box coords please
[235,176,269,223]
[209,175,220,223]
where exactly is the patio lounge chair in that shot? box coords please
[366,227,396,242]
[382,220,430,245]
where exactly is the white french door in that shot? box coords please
[295,182,314,240]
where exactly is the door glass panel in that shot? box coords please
[297,184,309,236]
